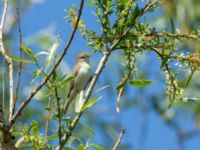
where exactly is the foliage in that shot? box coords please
[0,0,200,149]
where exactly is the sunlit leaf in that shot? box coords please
[184,70,194,88]
[46,135,58,140]
[46,42,59,70]
[31,120,39,135]
[87,144,103,150]
[182,97,200,102]
[9,56,35,64]
[34,51,49,57]
[78,144,85,150]
[80,97,101,112]
[57,76,75,86]
[23,46,34,57]
[128,80,152,87]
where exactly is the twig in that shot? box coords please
[54,86,62,146]
[0,0,8,28]
[12,8,23,116]
[112,128,126,150]
[2,59,5,113]
[55,1,158,148]
[45,95,52,136]
[7,0,85,130]
[0,0,15,122]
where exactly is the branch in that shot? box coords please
[12,8,23,116]
[126,32,200,41]
[0,0,14,122]
[112,128,126,150]
[54,86,62,146]
[0,0,8,28]
[7,0,85,130]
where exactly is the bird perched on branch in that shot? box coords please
[64,53,92,113]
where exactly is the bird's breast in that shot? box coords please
[76,62,91,90]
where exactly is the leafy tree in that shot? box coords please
[0,0,200,149]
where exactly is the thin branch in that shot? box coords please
[45,95,52,136]
[54,86,62,146]
[0,0,8,28]
[7,0,85,130]
[115,43,173,50]
[112,128,126,150]
[0,0,15,122]
[2,59,5,113]
[13,8,23,116]
[126,32,200,41]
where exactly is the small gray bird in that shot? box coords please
[64,53,92,113]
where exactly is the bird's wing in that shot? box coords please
[67,63,80,98]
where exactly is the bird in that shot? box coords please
[64,53,92,113]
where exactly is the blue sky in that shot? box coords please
[16,0,200,149]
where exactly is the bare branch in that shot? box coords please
[8,0,85,130]
[54,86,62,146]
[112,128,126,150]
[0,0,8,28]
[0,0,15,122]
[12,8,23,116]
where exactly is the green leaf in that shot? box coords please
[160,53,171,69]
[80,122,95,144]
[87,1,97,6]
[80,122,95,135]
[169,17,175,34]
[182,97,200,102]
[57,76,75,86]
[128,80,152,87]
[9,56,35,64]
[46,42,59,71]
[130,5,140,21]
[23,46,34,57]
[87,144,103,150]
[34,51,49,57]
[78,144,85,150]
[46,135,58,140]
[80,97,101,112]
[184,70,194,88]
[31,120,39,135]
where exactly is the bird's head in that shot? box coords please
[77,53,91,63]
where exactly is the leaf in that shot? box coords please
[128,80,152,87]
[78,144,85,150]
[160,53,171,69]
[9,56,35,64]
[87,1,97,6]
[31,120,39,135]
[87,144,103,150]
[94,85,111,95]
[130,5,140,22]
[80,122,95,135]
[80,97,101,112]
[79,122,95,144]
[184,70,194,88]
[57,76,75,86]
[169,17,175,34]
[182,97,200,102]
[23,46,34,57]
[46,42,59,71]
[34,51,49,57]
[68,133,83,145]
[46,135,58,140]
